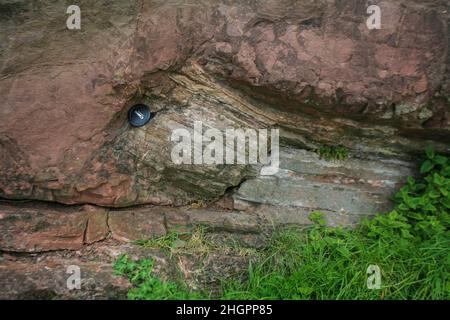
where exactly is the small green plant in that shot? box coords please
[114,254,207,300]
[114,148,449,300]
[361,146,449,242]
[317,145,349,161]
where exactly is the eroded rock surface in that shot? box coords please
[0,0,449,206]
[234,147,416,226]
[0,254,131,299]
[0,202,108,252]
[0,148,416,255]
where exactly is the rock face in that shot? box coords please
[234,148,416,226]
[0,148,417,254]
[1,0,449,300]
[0,0,449,206]
[0,203,108,252]
[0,254,131,299]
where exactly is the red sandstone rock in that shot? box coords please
[108,209,167,242]
[0,203,109,252]
[0,0,449,206]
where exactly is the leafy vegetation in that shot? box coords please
[317,145,349,161]
[114,254,205,300]
[114,148,449,300]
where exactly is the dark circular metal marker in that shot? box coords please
[128,104,152,127]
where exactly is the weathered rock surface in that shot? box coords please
[1,0,449,206]
[0,254,131,299]
[0,146,415,255]
[234,147,416,226]
[0,202,108,252]
[0,241,176,299]
[108,209,167,242]
[0,201,266,252]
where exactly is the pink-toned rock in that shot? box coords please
[83,205,110,244]
[108,209,167,242]
[0,203,109,252]
[0,255,131,300]
[0,0,449,207]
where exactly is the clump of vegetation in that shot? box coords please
[114,148,449,300]
[133,231,187,252]
[317,145,349,161]
[133,226,218,256]
[114,254,206,300]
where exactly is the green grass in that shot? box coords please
[316,145,349,161]
[220,215,449,299]
[114,148,450,300]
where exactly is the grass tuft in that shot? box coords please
[316,145,349,161]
